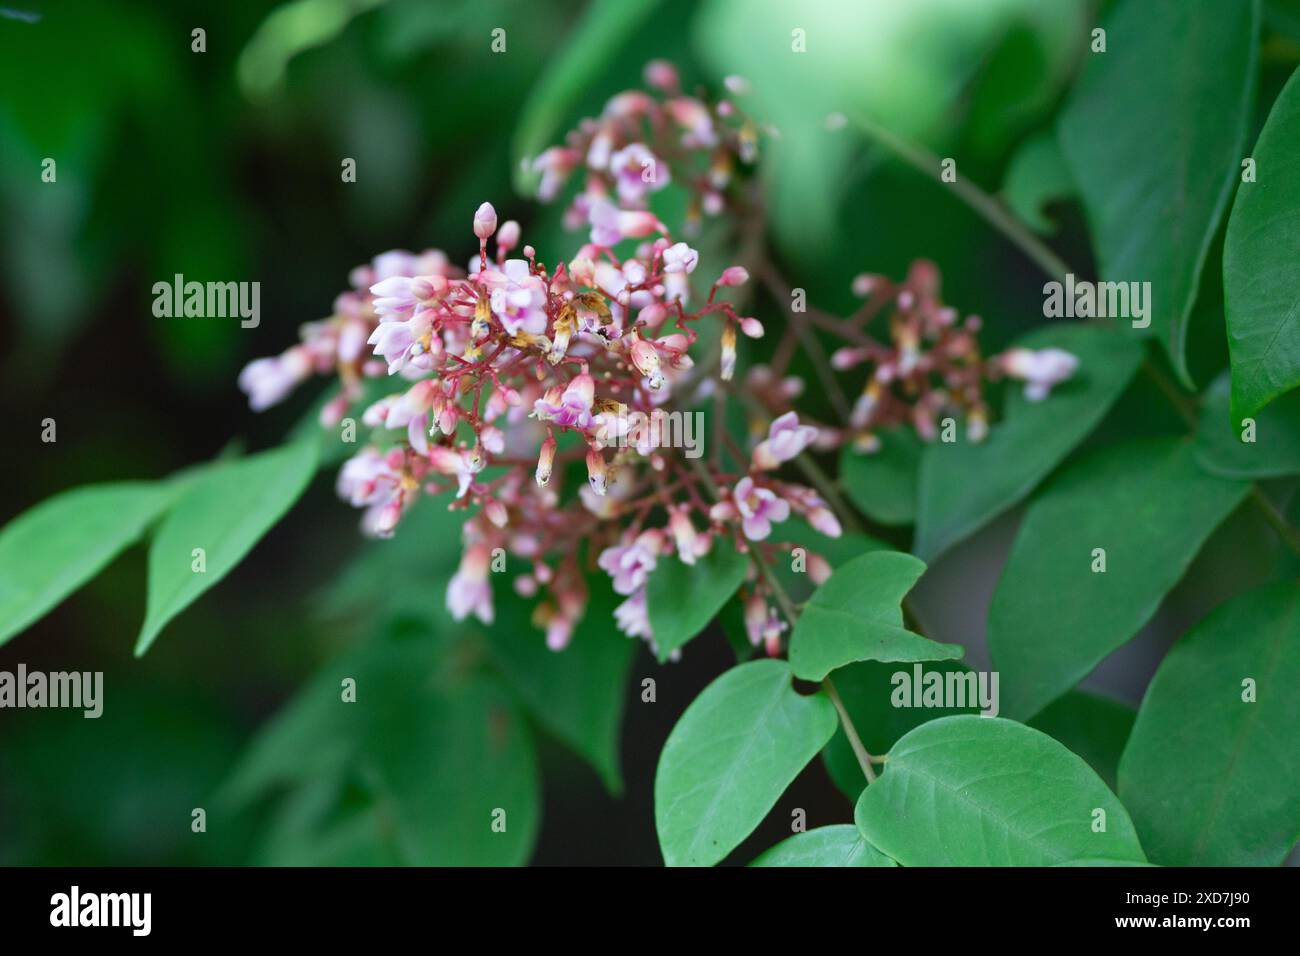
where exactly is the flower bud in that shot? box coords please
[717,266,749,287]
[497,220,520,252]
[484,498,508,528]
[668,506,699,566]
[585,446,608,496]
[721,321,737,381]
[536,433,557,487]
[473,201,498,240]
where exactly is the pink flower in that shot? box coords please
[367,310,434,375]
[487,259,548,336]
[733,476,789,540]
[613,588,652,640]
[336,447,399,508]
[751,412,818,470]
[717,266,749,287]
[428,445,484,498]
[661,241,699,274]
[609,143,669,203]
[598,531,661,595]
[666,97,717,148]
[1000,347,1078,401]
[532,373,595,429]
[531,147,579,202]
[238,347,311,411]
[336,447,407,537]
[447,543,494,624]
[588,199,664,247]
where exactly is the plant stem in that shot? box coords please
[822,675,876,785]
[698,457,879,785]
[854,114,1072,284]
[1250,487,1300,558]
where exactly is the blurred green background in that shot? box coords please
[2,0,1298,865]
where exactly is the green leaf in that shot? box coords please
[1001,129,1074,234]
[1118,579,1300,866]
[989,438,1249,719]
[821,660,981,801]
[1194,371,1300,478]
[655,659,837,867]
[1225,63,1300,421]
[318,496,465,631]
[510,0,663,194]
[1058,0,1259,383]
[750,825,896,868]
[854,716,1147,866]
[789,551,962,682]
[222,629,540,866]
[368,674,539,867]
[487,580,636,794]
[646,539,748,662]
[839,427,922,526]
[1027,690,1136,791]
[0,482,174,647]
[914,323,1142,561]
[136,439,319,655]
[769,521,893,605]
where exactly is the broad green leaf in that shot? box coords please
[1055,859,1156,867]
[511,0,663,193]
[750,825,896,867]
[318,497,466,631]
[989,439,1249,719]
[1027,690,1135,791]
[822,660,981,801]
[368,673,539,867]
[1225,64,1300,422]
[839,428,921,526]
[646,539,748,662]
[655,659,837,867]
[914,323,1142,560]
[1119,579,1300,866]
[1058,0,1259,383]
[222,629,540,866]
[136,439,319,655]
[487,580,636,794]
[789,551,962,682]
[771,521,892,603]
[1001,129,1074,234]
[854,716,1147,866]
[0,482,174,647]
[255,774,402,867]
[237,0,386,98]
[1194,371,1300,478]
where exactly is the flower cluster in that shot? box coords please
[746,260,1078,456]
[530,59,761,238]
[238,63,1077,660]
